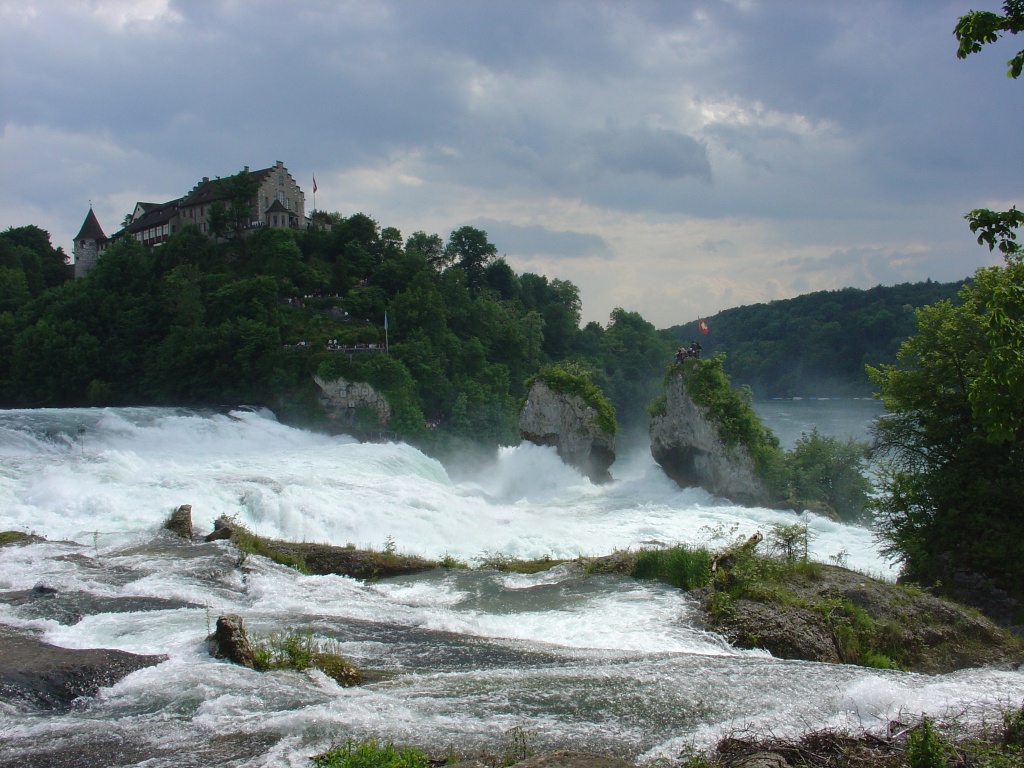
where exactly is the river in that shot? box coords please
[0,405,1020,767]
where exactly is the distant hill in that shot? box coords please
[663,280,966,399]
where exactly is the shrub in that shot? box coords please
[906,717,946,768]
[766,521,812,564]
[781,428,873,522]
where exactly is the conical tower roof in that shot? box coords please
[74,207,107,241]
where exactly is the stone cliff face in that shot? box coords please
[313,375,392,428]
[649,368,770,506]
[518,379,616,484]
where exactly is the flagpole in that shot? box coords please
[384,310,389,353]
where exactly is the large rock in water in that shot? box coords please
[518,379,616,484]
[649,367,770,505]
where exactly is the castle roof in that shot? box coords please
[124,199,181,233]
[74,208,107,242]
[181,166,277,207]
[265,199,291,214]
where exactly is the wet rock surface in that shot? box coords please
[510,751,635,768]
[0,625,166,711]
[210,613,256,668]
[0,586,197,625]
[266,540,438,579]
[518,379,616,484]
[162,503,194,540]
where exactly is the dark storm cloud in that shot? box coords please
[586,124,710,181]
[1,0,1021,327]
[469,218,611,260]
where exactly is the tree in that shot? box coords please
[211,169,260,241]
[782,428,872,522]
[444,226,497,291]
[405,231,445,268]
[955,0,1024,78]
[868,7,1024,600]
[868,256,1024,597]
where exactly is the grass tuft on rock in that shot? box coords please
[251,628,361,686]
[312,738,431,768]
[632,545,713,591]
[0,531,37,547]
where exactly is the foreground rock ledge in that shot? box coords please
[0,625,166,710]
[692,562,1024,674]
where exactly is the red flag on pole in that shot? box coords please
[698,317,709,335]
[312,174,318,194]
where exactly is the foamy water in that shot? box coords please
[0,407,1021,766]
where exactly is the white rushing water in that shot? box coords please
[0,406,1021,767]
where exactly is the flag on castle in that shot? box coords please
[312,174,318,194]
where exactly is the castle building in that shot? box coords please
[73,161,307,276]
[73,207,109,279]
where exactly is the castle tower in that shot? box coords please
[73,207,107,279]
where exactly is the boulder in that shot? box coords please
[723,752,789,768]
[205,514,235,542]
[210,614,256,668]
[518,380,616,484]
[649,367,770,505]
[163,504,193,540]
[695,563,1024,673]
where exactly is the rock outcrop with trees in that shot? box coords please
[649,357,774,506]
[518,364,616,483]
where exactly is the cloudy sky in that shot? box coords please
[1,0,1020,327]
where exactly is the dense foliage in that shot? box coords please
[312,739,431,768]
[631,544,713,590]
[0,217,672,452]
[781,429,873,523]
[665,281,965,398]
[955,0,1024,78]
[868,240,1024,598]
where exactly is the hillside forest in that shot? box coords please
[0,216,675,448]
[665,281,965,398]
[0,215,959,447]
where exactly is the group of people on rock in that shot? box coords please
[674,341,702,363]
